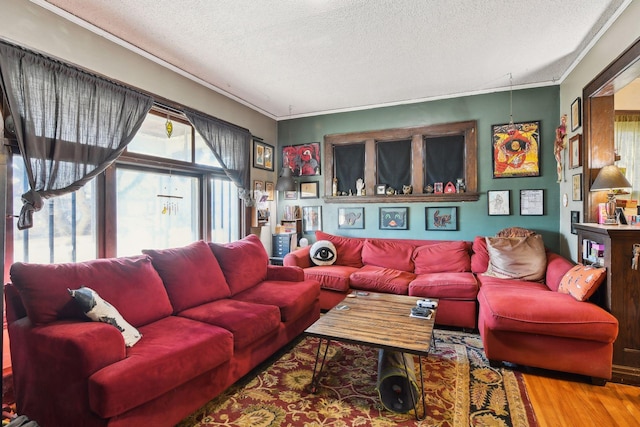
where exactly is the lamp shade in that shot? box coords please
[590,165,631,191]
[275,167,296,192]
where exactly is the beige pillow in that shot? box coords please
[484,234,547,281]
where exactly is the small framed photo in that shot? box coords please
[571,210,580,234]
[300,181,319,199]
[571,97,581,132]
[572,173,582,201]
[252,139,275,171]
[284,190,298,200]
[520,189,544,216]
[433,182,444,194]
[487,190,510,216]
[302,206,322,233]
[569,134,582,168]
[426,206,458,231]
[379,207,408,230]
[265,181,274,201]
[376,184,387,195]
[338,207,364,229]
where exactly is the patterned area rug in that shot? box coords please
[177,330,537,427]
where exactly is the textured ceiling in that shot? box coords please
[38,0,629,119]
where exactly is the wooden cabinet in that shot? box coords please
[574,223,640,384]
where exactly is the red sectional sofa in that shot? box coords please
[5,235,321,427]
[284,231,619,382]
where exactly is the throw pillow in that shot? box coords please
[68,286,142,347]
[310,240,337,266]
[484,234,547,281]
[558,264,606,301]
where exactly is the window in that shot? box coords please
[210,177,238,243]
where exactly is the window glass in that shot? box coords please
[376,139,411,193]
[127,113,192,162]
[116,167,200,256]
[334,143,365,195]
[424,135,465,186]
[12,155,97,263]
[210,177,238,243]
[195,131,222,167]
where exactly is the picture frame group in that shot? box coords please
[252,139,274,171]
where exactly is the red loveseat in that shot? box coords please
[5,235,320,427]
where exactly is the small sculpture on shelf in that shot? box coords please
[424,184,434,194]
[386,187,396,196]
[456,178,465,193]
[332,178,338,196]
[356,178,364,196]
[402,185,412,195]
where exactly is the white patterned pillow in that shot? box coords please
[68,286,142,347]
[310,240,337,266]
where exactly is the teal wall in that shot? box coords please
[278,86,562,252]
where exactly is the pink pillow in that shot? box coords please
[315,231,364,267]
[558,264,606,301]
[10,255,173,327]
[412,241,471,274]
[208,234,268,295]
[471,236,490,274]
[361,239,415,272]
[143,240,231,312]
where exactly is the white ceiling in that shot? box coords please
[37,0,630,120]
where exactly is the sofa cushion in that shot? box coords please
[143,240,231,312]
[471,236,490,274]
[88,316,234,418]
[350,265,416,295]
[362,239,416,272]
[68,287,142,347]
[558,264,606,301]
[316,231,364,267]
[478,286,618,343]
[545,252,576,291]
[409,272,478,299]
[476,274,550,291]
[10,255,173,327]
[483,234,547,281]
[412,241,471,274]
[304,265,359,292]
[232,279,320,322]
[209,234,268,296]
[310,240,337,266]
[178,299,281,350]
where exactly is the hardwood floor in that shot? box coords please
[522,371,640,427]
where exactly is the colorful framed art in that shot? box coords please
[492,121,541,178]
[253,139,274,171]
[379,207,408,230]
[282,143,321,176]
[425,206,458,230]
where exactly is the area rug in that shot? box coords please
[177,330,537,426]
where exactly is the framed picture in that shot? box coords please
[572,173,582,201]
[520,189,544,216]
[302,206,322,233]
[569,134,582,168]
[252,139,275,171]
[253,179,264,193]
[379,207,408,230]
[426,206,458,231]
[265,181,274,201]
[376,184,387,195]
[433,182,443,194]
[300,181,319,199]
[492,121,541,178]
[284,190,298,200]
[571,97,581,131]
[487,190,510,216]
[282,142,321,176]
[571,211,580,234]
[338,207,364,229]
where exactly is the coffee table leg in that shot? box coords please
[402,354,427,420]
[309,338,331,394]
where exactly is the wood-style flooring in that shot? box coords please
[522,370,640,427]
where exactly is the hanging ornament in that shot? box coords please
[157,171,183,215]
[165,115,173,138]
[507,73,517,136]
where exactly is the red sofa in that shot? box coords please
[284,231,619,382]
[5,235,321,427]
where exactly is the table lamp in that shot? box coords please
[275,167,296,192]
[590,165,631,225]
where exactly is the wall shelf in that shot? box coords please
[323,192,479,204]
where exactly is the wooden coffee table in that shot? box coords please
[304,292,437,420]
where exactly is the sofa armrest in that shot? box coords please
[266,265,305,282]
[284,246,312,268]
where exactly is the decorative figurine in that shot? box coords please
[402,185,412,195]
[356,178,364,196]
[554,114,567,183]
[332,178,338,196]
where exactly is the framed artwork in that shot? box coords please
[572,173,582,201]
[284,190,298,200]
[252,139,274,171]
[338,207,364,229]
[253,179,264,193]
[379,207,408,230]
[571,97,581,131]
[487,190,510,216]
[570,211,580,234]
[520,189,544,216]
[302,206,322,233]
[569,134,582,168]
[492,121,541,178]
[376,184,387,195]
[300,181,319,199]
[282,142,321,176]
[426,206,458,230]
[265,181,274,201]
[433,182,443,194]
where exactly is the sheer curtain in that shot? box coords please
[184,108,251,203]
[614,113,640,201]
[0,41,153,229]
